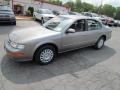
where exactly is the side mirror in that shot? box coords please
[66,28,76,33]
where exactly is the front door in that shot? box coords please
[62,19,89,51]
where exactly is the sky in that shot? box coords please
[61,0,120,7]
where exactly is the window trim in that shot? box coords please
[66,19,87,33]
[86,19,103,31]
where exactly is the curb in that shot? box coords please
[16,19,34,21]
[16,17,34,21]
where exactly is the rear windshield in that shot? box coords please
[0,5,11,11]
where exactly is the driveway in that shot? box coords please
[0,21,120,90]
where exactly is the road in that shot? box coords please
[0,21,120,90]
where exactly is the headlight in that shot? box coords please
[44,17,50,20]
[9,14,15,18]
[10,41,25,49]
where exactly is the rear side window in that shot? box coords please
[87,19,102,30]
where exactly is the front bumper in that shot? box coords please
[0,18,16,23]
[4,41,32,62]
[43,17,53,22]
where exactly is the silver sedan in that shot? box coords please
[4,15,112,65]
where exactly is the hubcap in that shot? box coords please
[98,39,104,48]
[40,49,54,63]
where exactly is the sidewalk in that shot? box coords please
[16,16,33,21]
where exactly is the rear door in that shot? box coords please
[85,19,104,44]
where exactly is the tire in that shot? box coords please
[34,45,56,65]
[41,17,44,25]
[11,21,16,25]
[94,37,105,50]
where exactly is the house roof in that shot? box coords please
[34,0,70,9]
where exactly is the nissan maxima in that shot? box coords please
[4,15,112,65]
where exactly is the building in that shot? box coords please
[9,0,70,15]
[0,0,9,5]
[0,0,3,4]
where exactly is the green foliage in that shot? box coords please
[48,0,120,20]
[64,1,75,11]
[49,0,62,5]
[27,7,34,16]
[81,2,94,12]
[101,4,116,17]
[115,7,120,20]
[74,0,82,12]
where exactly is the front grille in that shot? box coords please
[0,18,11,21]
[0,14,10,18]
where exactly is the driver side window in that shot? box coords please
[70,19,86,32]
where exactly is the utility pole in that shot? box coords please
[98,0,103,14]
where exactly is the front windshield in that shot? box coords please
[0,5,11,11]
[43,16,71,32]
[38,9,53,14]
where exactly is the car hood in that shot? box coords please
[41,14,55,17]
[0,11,13,14]
[9,26,60,43]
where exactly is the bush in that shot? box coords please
[27,7,34,16]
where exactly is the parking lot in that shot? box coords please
[0,20,120,90]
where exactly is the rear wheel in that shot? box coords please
[94,37,105,49]
[34,45,56,65]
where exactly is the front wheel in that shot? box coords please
[34,45,56,65]
[94,37,105,49]
[41,17,44,25]
[33,15,37,21]
[11,21,16,25]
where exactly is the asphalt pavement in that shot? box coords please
[0,21,120,90]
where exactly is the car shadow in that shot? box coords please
[1,46,116,84]
[0,23,16,35]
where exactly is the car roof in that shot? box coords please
[59,15,102,23]
[39,8,50,11]
[60,15,92,20]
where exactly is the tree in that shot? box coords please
[115,7,120,20]
[64,1,75,11]
[81,2,94,12]
[27,7,34,16]
[74,0,82,12]
[48,0,62,5]
[50,0,119,19]
[93,6,99,13]
[101,4,116,17]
